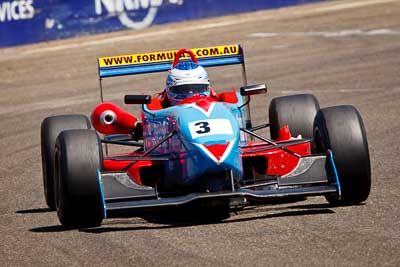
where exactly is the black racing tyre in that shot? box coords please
[269,94,320,140]
[54,129,104,228]
[313,105,371,205]
[41,115,91,210]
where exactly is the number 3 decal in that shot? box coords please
[194,121,211,134]
[189,119,233,139]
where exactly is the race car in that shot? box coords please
[40,44,371,228]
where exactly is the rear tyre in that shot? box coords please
[313,106,371,205]
[41,115,90,210]
[269,94,320,139]
[55,129,104,228]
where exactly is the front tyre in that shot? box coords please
[55,129,104,228]
[41,115,90,210]
[313,106,371,205]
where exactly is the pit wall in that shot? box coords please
[0,0,324,47]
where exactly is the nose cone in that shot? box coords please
[175,101,242,181]
[194,141,235,165]
[160,99,245,191]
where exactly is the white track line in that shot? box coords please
[249,29,400,38]
[0,0,398,58]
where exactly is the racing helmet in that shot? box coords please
[166,61,210,105]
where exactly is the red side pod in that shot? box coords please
[91,102,137,134]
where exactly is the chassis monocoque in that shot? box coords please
[41,45,371,228]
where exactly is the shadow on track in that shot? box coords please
[27,202,335,233]
[80,202,335,234]
[16,207,53,214]
[30,225,71,233]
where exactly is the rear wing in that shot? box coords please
[98,44,245,78]
[97,44,251,130]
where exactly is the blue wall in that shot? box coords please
[0,0,324,47]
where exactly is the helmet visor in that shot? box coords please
[169,84,209,95]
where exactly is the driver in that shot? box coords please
[132,60,213,140]
[157,60,213,107]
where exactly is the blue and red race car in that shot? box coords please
[41,44,371,228]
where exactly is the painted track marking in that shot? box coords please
[249,29,400,38]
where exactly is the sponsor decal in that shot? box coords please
[99,45,240,67]
[0,0,34,23]
[94,0,183,29]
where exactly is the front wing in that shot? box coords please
[97,151,341,218]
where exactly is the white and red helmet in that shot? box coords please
[166,50,210,105]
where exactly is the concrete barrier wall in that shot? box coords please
[0,0,324,47]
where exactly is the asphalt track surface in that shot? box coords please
[1,0,400,265]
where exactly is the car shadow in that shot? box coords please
[30,224,71,233]
[16,207,53,214]
[80,202,335,234]
[28,202,335,233]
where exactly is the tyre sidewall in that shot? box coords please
[55,129,104,228]
[41,115,90,209]
[314,106,371,204]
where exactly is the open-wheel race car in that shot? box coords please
[41,44,371,228]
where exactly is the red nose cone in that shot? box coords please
[203,143,230,161]
[202,142,233,164]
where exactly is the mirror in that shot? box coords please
[124,95,152,104]
[240,84,267,96]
